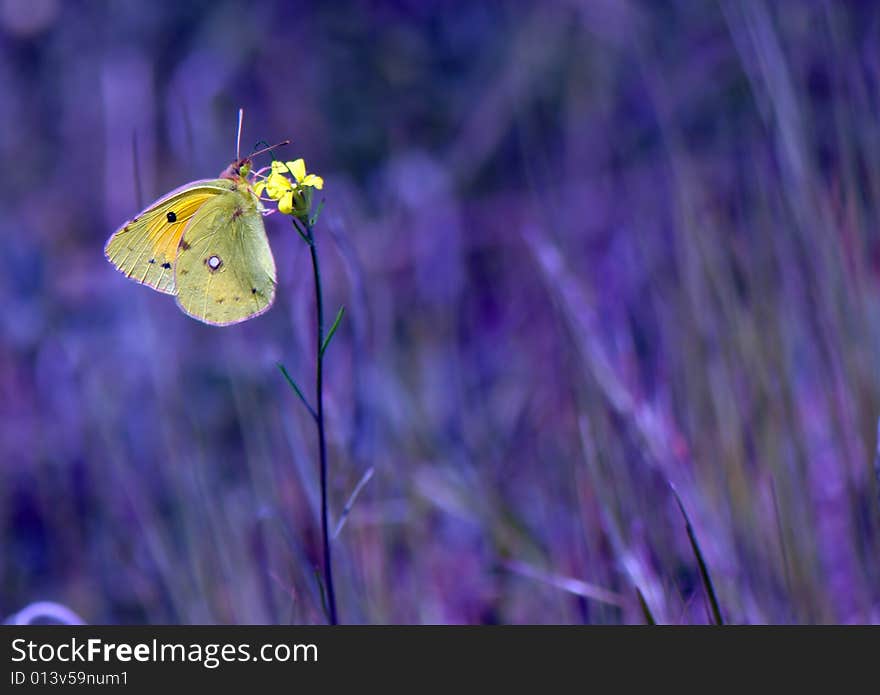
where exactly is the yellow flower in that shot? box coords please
[253,158,323,218]
[269,159,322,188]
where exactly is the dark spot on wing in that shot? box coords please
[161,262,172,269]
[166,211,177,223]
[234,296,240,302]
[148,258,156,264]
[180,240,191,250]
[205,255,223,272]
[251,288,257,294]
[232,207,243,220]
[217,298,224,304]
[179,269,188,275]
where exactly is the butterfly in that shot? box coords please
[105,114,287,326]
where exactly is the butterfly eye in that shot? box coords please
[166,211,177,223]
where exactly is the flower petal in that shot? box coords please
[278,191,295,215]
[265,172,291,199]
[288,159,306,182]
[302,174,324,190]
[252,181,266,196]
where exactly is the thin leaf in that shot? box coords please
[670,483,724,625]
[277,363,317,420]
[310,198,326,227]
[321,305,345,357]
[291,218,310,244]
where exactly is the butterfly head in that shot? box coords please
[221,158,253,181]
[223,140,291,180]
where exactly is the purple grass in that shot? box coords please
[4,1,880,624]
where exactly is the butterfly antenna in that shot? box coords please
[236,108,244,162]
[249,140,291,160]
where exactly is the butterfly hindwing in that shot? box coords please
[173,184,277,326]
[104,180,230,294]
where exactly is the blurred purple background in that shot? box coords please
[3,0,880,624]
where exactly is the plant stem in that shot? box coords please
[302,218,338,625]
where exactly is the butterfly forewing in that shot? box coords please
[104,180,229,294]
[173,184,277,326]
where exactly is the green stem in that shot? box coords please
[301,217,339,625]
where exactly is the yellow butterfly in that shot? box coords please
[105,119,286,326]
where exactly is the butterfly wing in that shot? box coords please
[104,179,231,294]
[173,185,277,326]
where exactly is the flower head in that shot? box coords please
[254,158,323,219]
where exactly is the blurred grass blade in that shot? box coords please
[313,567,330,624]
[670,484,724,625]
[874,417,880,512]
[770,476,793,599]
[278,363,317,420]
[504,559,624,607]
[321,305,345,357]
[333,466,375,539]
[635,588,657,625]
